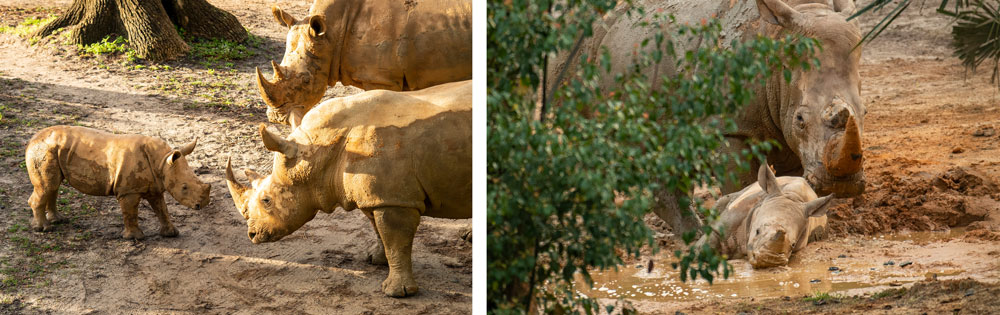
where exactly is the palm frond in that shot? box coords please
[939,0,1000,85]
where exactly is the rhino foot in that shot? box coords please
[367,243,388,266]
[159,225,179,237]
[45,212,64,224]
[122,229,145,240]
[382,272,419,297]
[31,219,53,232]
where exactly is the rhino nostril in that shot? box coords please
[248,231,256,240]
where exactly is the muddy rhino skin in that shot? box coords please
[227,80,471,297]
[258,0,472,126]
[25,126,211,240]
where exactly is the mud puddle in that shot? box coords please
[576,229,972,301]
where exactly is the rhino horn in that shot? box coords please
[824,115,863,177]
[226,158,251,220]
[256,67,280,109]
[270,60,285,81]
[178,137,198,156]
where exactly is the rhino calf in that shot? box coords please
[697,164,833,268]
[25,126,211,240]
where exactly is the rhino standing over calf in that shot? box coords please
[25,126,211,240]
[258,0,472,126]
[547,0,867,234]
[227,80,472,297]
[697,164,832,268]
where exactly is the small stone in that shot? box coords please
[920,119,930,123]
[810,279,821,283]
[829,266,840,271]
[813,300,827,306]
[899,261,912,268]
[965,289,975,297]
[952,147,965,154]
[889,282,902,287]
[973,126,996,137]
[636,264,643,269]
[837,254,847,258]
[884,261,895,266]
[884,305,893,310]
[782,296,791,301]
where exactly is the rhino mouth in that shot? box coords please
[806,171,865,197]
[748,251,789,268]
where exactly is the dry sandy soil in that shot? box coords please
[619,0,1000,313]
[0,0,470,314]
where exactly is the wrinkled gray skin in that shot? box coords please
[547,0,865,235]
[25,126,211,240]
[697,164,832,268]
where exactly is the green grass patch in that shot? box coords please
[180,28,263,63]
[77,36,132,57]
[803,291,840,303]
[0,15,57,39]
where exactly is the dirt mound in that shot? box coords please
[828,166,998,235]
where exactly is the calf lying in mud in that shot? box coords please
[25,126,211,240]
[697,164,832,268]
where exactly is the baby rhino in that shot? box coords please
[25,126,211,240]
[697,164,833,268]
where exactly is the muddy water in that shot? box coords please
[576,229,967,301]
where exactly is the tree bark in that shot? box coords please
[32,0,247,62]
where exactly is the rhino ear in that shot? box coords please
[259,124,298,158]
[272,6,298,28]
[756,0,802,27]
[163,150,182,168]
[832,0,856,16]
[244,169,264,188]
[308,15,327,38]
[757,163,780,195]
[804,195,834,218]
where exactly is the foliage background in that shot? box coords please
[487,0,818,313]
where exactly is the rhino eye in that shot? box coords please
[261,197,271,206]
[182,184,188,191]
[756,228,761,235]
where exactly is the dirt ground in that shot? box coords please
[0,0,470,314]
[626,0,1000,313]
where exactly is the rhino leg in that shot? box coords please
[374,207,421,298]
[146,194,178,237]
[364,211,388,265]
[117,194,145,240]
[651,190,703,238]
[28,185,58,232]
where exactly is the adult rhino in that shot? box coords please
[547,0,865,234]
[226,80,471,297]
[258,0,472,126]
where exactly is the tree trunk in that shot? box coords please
[32,0,247,62]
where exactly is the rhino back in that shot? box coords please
[325,0,471,90]
[547,0,760,96]
[296,82,471,218]
[31,126,164,197]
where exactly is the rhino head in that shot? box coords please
[745,164,833,268]
[756,0,866,197]
[226,125,321,243]
[257,6,336,126]
[161,139,211,210]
